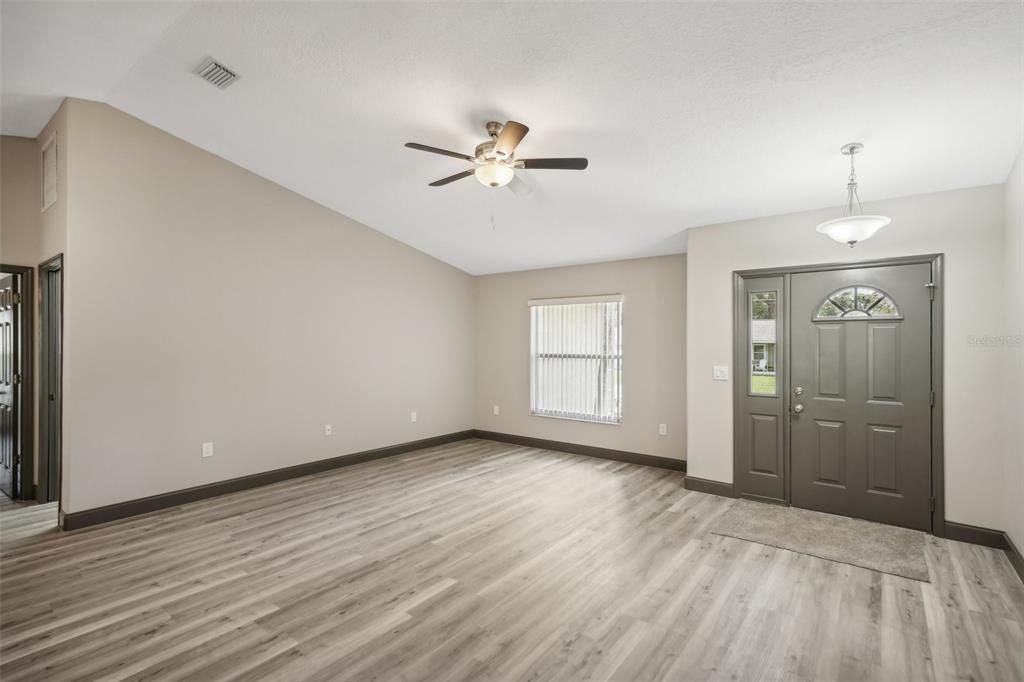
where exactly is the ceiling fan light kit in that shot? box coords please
[475,163,515,188]
[815,142,891,247]
[405,120,589,189]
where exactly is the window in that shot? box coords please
[530,295,623,424]
[814,285,901,320]
[749,291,777,396]
[751,343,775,373]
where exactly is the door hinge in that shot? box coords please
[12,293,22,305]
[930,390,935,406]
[12,373,21,386]
[930,497,936,512]
[925,282,936,300]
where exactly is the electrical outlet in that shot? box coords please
[713,365,730,381]
[324,424,332,436]
[411,411,417,423]
[493,405,500,416]
[659,424,667,436]
[202,442,214,458]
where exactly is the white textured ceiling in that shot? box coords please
[3,2,1021,274]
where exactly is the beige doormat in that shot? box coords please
[710,500,930,582]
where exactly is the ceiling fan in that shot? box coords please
[405,120,588,188]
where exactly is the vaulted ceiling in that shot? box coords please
[3,2,1021,274]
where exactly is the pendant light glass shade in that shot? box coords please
[815,143,890,247]
[816,214,891,246]
[475,163,515,188]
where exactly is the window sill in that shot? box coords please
[531,412,622,426]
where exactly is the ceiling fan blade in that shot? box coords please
[518,158,589,170]
[405,142,474,161]
[428,169,476,187]
[493,121,529,159]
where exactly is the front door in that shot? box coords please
[790,263,933,531]
[0,274,16,499]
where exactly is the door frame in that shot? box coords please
[0,263,34,499]
[38,254,63,506]
[732,253,945,537]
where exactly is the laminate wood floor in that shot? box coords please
[1,439,1022,682]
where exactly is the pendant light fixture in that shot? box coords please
[815,142,890,247]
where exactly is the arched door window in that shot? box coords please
[814,285,901,320]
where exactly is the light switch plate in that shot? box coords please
[658,423,667,436]
[202,442,214,458]
[411,411,417,423]
[493,405,500,416]
[713,365,729,381]
[324,424,332,436]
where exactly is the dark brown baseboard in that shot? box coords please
[945,521,1024,585]
[944,521,1009,549]
[1005,534,1024,585]
[1005,533,1024,585]
[471,430,686,473]
[62,430,475,531]
[683,475,738,498]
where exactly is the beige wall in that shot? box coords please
[686,184,1007,530]
[0,136,41,266]
[59,100,476,512]
[475,255,686,460]
[1003,146,1023,551]
[1,107,69,491]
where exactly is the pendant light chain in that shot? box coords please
[844,151,863,218]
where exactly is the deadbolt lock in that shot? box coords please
[794,386,804,396]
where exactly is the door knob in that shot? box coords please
[793,404,805,414]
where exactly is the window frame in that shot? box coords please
[528,294,624,426]
[812,284,902,321]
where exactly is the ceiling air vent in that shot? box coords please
[194,57,238,89]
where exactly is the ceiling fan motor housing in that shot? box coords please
[485,121,503,139]
[475,141,498,162]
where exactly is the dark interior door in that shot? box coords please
[0,274,15,499]
[790,263,932,531]
[40,261,62,503]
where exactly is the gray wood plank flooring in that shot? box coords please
[1,439,1021,681]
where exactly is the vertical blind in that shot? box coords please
[529,295,623,424]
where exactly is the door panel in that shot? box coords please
[867,325,900,401]
[866,424,901,493]
[0,275,15,498]
[815,325,845,398]
[814,420,845,486]
[790,263,932,531]
[749,414,780,475]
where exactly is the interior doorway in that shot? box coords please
[0,264,33,501]
[38,255,63,505]
[733,255,944,534]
